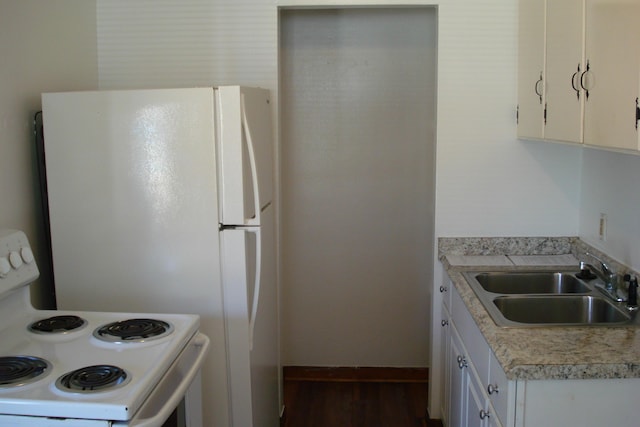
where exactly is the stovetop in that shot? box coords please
[0,230,199,421]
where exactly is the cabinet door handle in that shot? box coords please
[441,319,449,327]
[534,73,543,104]
[480,409,491,420]
[580,60,591,100]
[571,64,581,99]
[439,285,448,293]
[487,383,499,395]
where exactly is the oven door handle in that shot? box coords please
[126,332,210,427]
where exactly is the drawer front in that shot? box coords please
[451,285,490,385]
[488,349,509,425]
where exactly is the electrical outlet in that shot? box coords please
[599,213,607,241]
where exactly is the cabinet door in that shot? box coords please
[487,350,510,426]
[544,0,585,143]
[465,368,488,427]
[517,0,546,139]
[449,325,467,427]
[486,409,504,427]
[583,0,640,151]
[440,303,451,425]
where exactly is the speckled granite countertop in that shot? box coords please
[440,237,640,381]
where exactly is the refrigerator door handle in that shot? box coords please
[241,93,262,227]
[248,227,262,350]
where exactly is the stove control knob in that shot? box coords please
[9,251,23,269]
[0,257,10,277]
[21,247,34,264]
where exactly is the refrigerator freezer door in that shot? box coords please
[217,86,274,226]
[220,204,279,427]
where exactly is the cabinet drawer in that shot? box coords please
[488,349,509,426]
[451,285,490,385]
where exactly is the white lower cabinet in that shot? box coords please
[516,378,640,427]
[442,273,640,427]
[448,322,504,427]
[465,338,501,427]
[443,278,508,427]
[448,324,466,427]
[439,303,451,424]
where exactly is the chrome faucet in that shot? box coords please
[579,252,624,302]
[580,253,616,289]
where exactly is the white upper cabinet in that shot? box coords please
[544,0,585,143]
[583,0,640,151]
[518,0,640,152]
[518,0,585,143]
[517,0,546,140]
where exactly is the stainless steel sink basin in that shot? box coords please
[493,295,630,325]
[462,270,638,328]
[474,272,590,294]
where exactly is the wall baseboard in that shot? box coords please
[283,366,429,383]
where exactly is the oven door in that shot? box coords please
[115,332,210,427]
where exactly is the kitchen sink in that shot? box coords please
[474,272,590,294]
[493,295,630,325]
[462,270,637,327]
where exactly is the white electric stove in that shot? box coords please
[0,229,209,427]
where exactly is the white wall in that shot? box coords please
[97,0,276,90]
[0,0,98,307]
[579,148,640,271]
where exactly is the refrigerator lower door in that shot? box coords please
[220,205,278,427]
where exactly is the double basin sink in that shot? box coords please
[462,271,637,327]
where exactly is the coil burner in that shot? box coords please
[28,315,87,334]
[0,356,51,387]
[56,365,130,393]
[93,318,173,343]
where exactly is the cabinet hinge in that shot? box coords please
[636,98,639,130]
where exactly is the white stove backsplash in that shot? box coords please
[0,230,39,295]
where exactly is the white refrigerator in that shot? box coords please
[41,86,279,427]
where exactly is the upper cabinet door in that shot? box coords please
[583,0,640,151]
[544,0,585,143]
[517,0,546,140]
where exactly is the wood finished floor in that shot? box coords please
[283,380,440,427]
